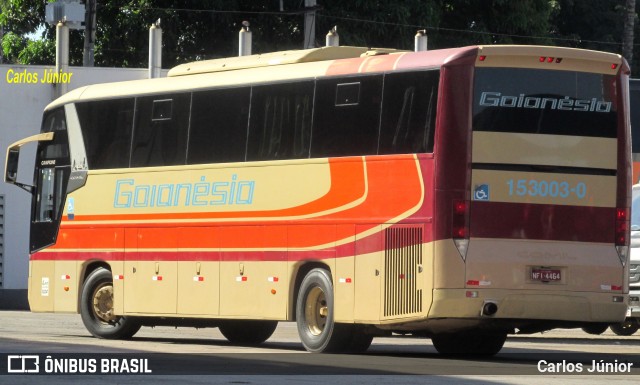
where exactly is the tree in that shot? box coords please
[314,0,441,50]
[0,0,636,73]
[0,0,53,64]
[437,0,553,47]
[87,1,308,67]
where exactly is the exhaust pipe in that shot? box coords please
[481,301,498,316]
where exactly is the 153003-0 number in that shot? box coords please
[506,179,586,199]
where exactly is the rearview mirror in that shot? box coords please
[4,132,54,193]
[5,148,19,183]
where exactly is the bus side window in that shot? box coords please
[247,82,313,161]
[131,93,190,167]
[187,88,250,165]
[311,75,383,157]
[379,71,439,154]
[76,99,135,169]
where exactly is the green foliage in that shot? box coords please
[434,0,554,47]
[0,0,47,35]
[316,0,441,49]
[1,31,26,62]
[1,31,54,65]
[551,0,624,51]
[19,38,55,65]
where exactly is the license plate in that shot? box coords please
[531,268,561,282]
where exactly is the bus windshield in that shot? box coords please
[473,68,617,138]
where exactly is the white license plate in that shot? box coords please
[531,268,561,282]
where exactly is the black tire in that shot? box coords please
[296,268,351,353]
[581,324,609,335]
[344,326,374,353]
[610,319,640,336]
[431,330,507,356]
[80,268,141,339]
[218,320,278,345]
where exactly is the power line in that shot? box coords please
[89,4,640,48]
[317,14,630,47]
[102,5,308,16]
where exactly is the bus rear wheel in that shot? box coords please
[80,268,140,339]
[296,268,351,353]
[431,330,507,356]
[610,319,640,336]
[218,320,278,345]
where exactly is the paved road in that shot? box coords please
[0,311,638,384]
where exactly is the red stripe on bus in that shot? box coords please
[32,249,349,263]
[470,202,615,243]
[395,47,477,71]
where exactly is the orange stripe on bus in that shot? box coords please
[52,156,425,250]
[69,157,367,223]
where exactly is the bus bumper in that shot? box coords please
[629,291,640,318]
[429,288,628,323]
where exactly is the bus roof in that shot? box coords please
[167,46,407,76]
[46,45,623,111]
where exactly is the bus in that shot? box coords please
[5,45,631,355]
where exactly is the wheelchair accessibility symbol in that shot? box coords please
[474,184,489,201]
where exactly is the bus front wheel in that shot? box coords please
[80,268,141,340]
[581,323,609,335]
[431,330,507,355]
[296,268,351,353]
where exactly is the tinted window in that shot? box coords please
[35,108,69,224]
[188,88,250,164]
[131,93,190,167]
[379,71,439,154]
[77,99,134,169]
[473,68,617,138]
[39,108,69,161]
[247,82,313,161]
[311,75,383,157]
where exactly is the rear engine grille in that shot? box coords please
[384,226,423,317]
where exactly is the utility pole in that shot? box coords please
[83,0,97,66]
[55,21,70,97]
[148,19,162,78]
[303,0,317,49]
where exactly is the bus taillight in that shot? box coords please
[615,207,630,265]
[453,199,470,259]
[615,208,629,246]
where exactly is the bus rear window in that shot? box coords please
[473,68,617,138]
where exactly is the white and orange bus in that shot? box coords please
[5,45,631,355]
